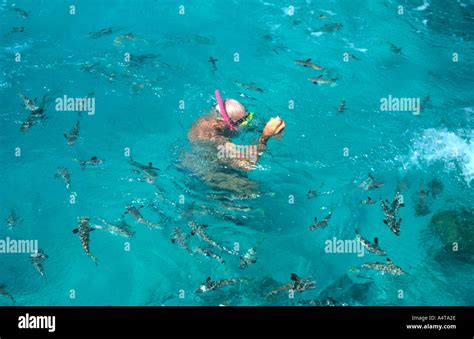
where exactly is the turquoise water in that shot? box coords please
[0,0,473,306]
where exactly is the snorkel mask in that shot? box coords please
[214,90,254,130]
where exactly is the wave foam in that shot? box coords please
[410,128,474,185]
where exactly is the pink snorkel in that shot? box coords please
[215,90,237,131]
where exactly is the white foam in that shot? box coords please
[415,0,430,11]
[409,128,474,185]
[342,39,368,53]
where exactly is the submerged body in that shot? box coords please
[185,96,285,195]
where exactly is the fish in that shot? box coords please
[427,178,443,199]
[315,23,343,33]
[360,197,376,205]
[11,27,25,33]
[124,205,162,229]
[234,81,264,93]
[19,94,48,132]
[54,167,71,190]
[359,173,384,191]
[387,42,402,54]
[64,121,80,146]
[413,179,431,216]
[338,98,346,113]
[381,191,404,236]
[128,156,160,177]
[307,190,318,199]
[30,249,48,277]
[239,246,257,269]
[19,93,39,111]
[188,221,237,255]
[5,209,23,230]
[113,32,136,45]
[93,218,135,238]
[356,232,386,256]
[294,58,324,71]
[308,75,337,85]
[268,273,316,296]
[309,211,333,231]
[357,258,404,276]
[0,284,15,303]
[420,95,431,112]
[130,53,159,65]
[237,92,256,100]
[88,27,113,39]
[195,277,240,293]
[194,247,225,264]
[13,7,30,18]
[208,56,218,70]
[299,297,348,306]
[171,227,192,253]
[72,216,98,265]
[77,156,103,167]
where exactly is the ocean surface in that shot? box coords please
[0,0,473,306]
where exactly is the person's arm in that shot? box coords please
[218,117,286,172]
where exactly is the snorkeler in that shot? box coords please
[187,90,285,174]
[183,91,285,195]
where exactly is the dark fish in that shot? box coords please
[360,197,376,205]
[338,98,346,113]
[208,56,218,70]
[359,173,383,191]
[234,81,263,93]
[128,156,160,177]
[355,232,386,256]
[316,23,343,33]
[387,42,402,54]
[268,273,315,296]
[427,178,443,199]
[77,156,103,167]
[54,167,71,190]
[356,258,404,276]
[381,191,404,236]
[72,216,98,265]
[294,58,324,71]
[194,247,225,264]
[5,209,22,230]
[413,179,430,216]
[93,217,135,238]
[125,205,162,229]
[195,277,240,293]
[19,94,47,132]
[13,7,30,18]
[30,249,48,277]
[88,27,113,39]
[0,284,15,303]
[188,221,237,255]
[11,27,25,33]
[171,227,192,253]
[309,211,333,231]
[308,75,337,85]
[239,246,257,269]
[300,297,348,306]
[64,121,80,146]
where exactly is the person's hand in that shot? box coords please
[262,117,286,139]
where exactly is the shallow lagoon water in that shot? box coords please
[0,0,473,306]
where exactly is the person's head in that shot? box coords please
[215,99,248,127]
